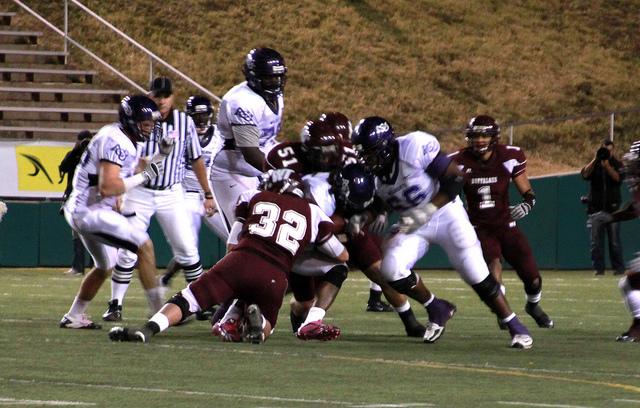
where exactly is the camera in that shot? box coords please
[596,147,611,160]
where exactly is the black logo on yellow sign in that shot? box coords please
[20,153,54,184]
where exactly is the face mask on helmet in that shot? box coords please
[300,120,344,172]
[351,116,396,175]
[119,95,161,143]
[258,169,304,198]
[332,163,376,211]
[465,115,500,155]
[243,47,288,100]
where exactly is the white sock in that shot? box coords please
[423,293,435,308]
[302,307,326,326]
[620,277,640,317]
[526,292,542,304]
[395,300,411,313]
[111,281,130,305]
[369,281,382,291]
[149,312,170,333]
[145,287,164,314]
[500,312,516,324]
[68,296,90,317]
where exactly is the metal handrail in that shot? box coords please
[12,0,144,92]
[11,0,221,102]
[68,0,221,102]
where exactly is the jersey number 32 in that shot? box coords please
[248,202,307,255]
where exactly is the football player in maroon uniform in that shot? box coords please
[449,115,553,329]
[268,115,425,337]
[108,169,348,344]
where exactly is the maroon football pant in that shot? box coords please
[476,225,541,294]
[189,250,288,327]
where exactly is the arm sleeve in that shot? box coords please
[232,124,261,148]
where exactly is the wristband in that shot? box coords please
[122,173,146,192]
[204,192,214,199]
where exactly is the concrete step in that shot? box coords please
[0,12,16,26]
[0,119,111,128]
[0,49,66,64]
[0,100,122,109]
[0,67,96,83]
[0,105,117,123]
[0,86,127,103]
[0,125,102,140]
[0,30,42,45]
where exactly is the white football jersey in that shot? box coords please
[375,131,440,211]
[302,172,336,217]
[182,126,218,193]
[65,123,139,213]
[212,82,283,177]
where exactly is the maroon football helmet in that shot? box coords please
[300,120,344,172]
[318,111,352,142]
[259,169,304,198]
[465,115,500,155]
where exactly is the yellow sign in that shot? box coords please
[15,145,71,192]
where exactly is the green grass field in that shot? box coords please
[1,268,639,407]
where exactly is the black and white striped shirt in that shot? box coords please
[140,109,202,190]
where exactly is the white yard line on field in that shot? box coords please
[614,400,640,404]
[497,402,594,408]
[0,397,96,406]
[0,378,425,407]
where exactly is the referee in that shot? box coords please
[103,77,216,322]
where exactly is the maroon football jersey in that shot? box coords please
[233,190,334,272]
[265,141,311,173]
[450,144,527,227]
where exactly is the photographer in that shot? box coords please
[581,139,624,275]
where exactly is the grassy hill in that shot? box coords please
[10,0,640,175]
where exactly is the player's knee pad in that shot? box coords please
[112,264,134,284]
[471,274,501,302]
[167,292,191,319]
[389,272,418,295]
[524,276,542,296]
[321,264,348,289]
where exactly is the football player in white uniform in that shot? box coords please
[210,47,286,237]
[351,116,533,349]
[59,95,164,329]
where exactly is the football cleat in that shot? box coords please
[525,302,554,328]
[296,320,341,341]
[59,313,101,330]
[510,334,533,349]
[244,304,265,344]
[108,326,147,343]
[423,298,457,343]
[366,300,395,313]
[616,332,639,342]
[102,299,122,322]
[211,318,244,342]
[64,268,83,277]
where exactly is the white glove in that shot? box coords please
[368,213,387,235]
[267,168,295,183]
[397,202,438,234]
[142,160,163,182]
[0,200,7,222]
[158,130,177,156]
[509,202,532,220]
[347,213,367,236]
[628,252,640,273]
